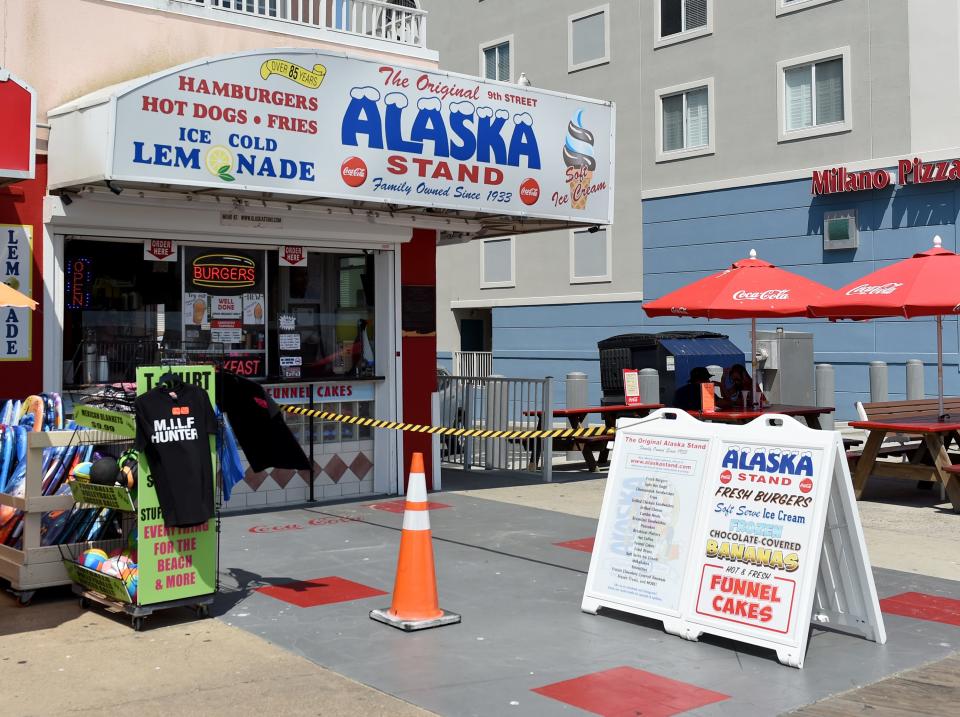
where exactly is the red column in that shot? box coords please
[0,155,46,398]
[400,228,437,489]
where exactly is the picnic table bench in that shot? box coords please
[525,403,662,471]
[849,398,960,462]
[849,399,960,512]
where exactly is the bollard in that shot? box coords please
[906,359,925,400]
[463,381,476,470]
[542,377,554,483]
[565,372,588,460]
[815,364,835,431]
[639,368,660,405]
[869,361,888,403]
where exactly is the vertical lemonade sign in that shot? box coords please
[1,224,33,361]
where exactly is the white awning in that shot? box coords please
[47,48,614,237]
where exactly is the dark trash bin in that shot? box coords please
[598,331,745,406]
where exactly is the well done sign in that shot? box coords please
[583,410,885,668]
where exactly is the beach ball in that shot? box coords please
[115,555,134,572]
[72,462,93,483]
[118,452,138,490]
[80,548,108,571]
[124,573,138,601]
[99,557,123,578]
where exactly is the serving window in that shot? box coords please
[270,251,376,380]
[62,240,376,386]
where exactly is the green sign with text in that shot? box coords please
[135,365,217,606]
[73,405,136,438]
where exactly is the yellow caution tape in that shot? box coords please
[280,404,617,440]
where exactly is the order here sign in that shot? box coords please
[582,409,886,668]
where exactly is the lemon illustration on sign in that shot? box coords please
[4,277,19,290]
[205,146,235,182]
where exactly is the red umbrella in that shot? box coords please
[644,250,833,406]
[808,235,960,417]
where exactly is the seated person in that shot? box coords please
[672,366,715,411]
[718,363,765,408]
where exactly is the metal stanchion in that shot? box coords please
[869,361,888,402]
[308,389,315,502]
[906,359,925,400]
[815,364,835,431]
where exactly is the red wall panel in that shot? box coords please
[0,156,46,398]
[400,228,437,488]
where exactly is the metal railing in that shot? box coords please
[453,351,494,381]
[436,375,554,482]
[179,0,427,47]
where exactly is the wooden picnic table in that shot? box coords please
[525,403,663,471]
[689,404,835,430]
[848,416,960,513]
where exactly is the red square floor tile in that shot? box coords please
[532,666,729,717]
[880,591,960,627]
[366,499,452,514]
[554,537,595,553]
[255,576,386,608]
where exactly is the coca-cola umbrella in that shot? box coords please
[808,235,960,418]
[643,250,833,406]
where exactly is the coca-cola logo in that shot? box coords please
[340,156,368,187]
[519,178,540,205]
[732,289,790,301]
[845,282,903,296]
[670,307,689,315]
[720,470,732,485]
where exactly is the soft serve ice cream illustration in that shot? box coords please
[563,110,596,210]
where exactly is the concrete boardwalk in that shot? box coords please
[2,465,958,716]
[210,469,960,716]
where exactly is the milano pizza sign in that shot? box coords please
[811,157,960,196]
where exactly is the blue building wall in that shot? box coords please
[478,173,960,420]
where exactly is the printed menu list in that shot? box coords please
[592,433,708,612]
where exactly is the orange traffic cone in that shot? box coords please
[370,453,461,631]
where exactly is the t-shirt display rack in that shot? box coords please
[63,365,220,631]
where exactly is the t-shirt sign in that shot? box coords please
[135,374,217,527]
[582,409,886,669]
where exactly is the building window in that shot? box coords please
[823,209,858,251]
[655,0,712,48]
[655,78,715,161]
[481,238,515,288]
[568,5,610,72]
[570,228,611,284]
[778,47,851,142]
[776,0,841,16]
[480,37,513,82]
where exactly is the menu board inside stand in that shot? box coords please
[581,410,715,635]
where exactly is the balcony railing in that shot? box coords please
[177,0,427,48]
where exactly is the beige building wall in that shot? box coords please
[0,0,436,129]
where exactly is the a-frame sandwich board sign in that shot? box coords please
[581,409,886,668]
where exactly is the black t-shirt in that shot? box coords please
[218,371,310,472]
[134,377,217,527]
